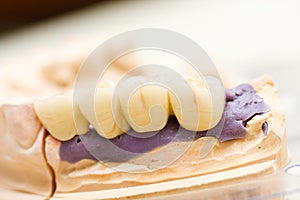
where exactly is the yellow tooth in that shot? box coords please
[34,94,89,141]
[34,74,224,140]
[81,81,130,139]
[169,76,224,131]
[119,78,169,133]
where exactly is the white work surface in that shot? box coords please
[0,0,299,198]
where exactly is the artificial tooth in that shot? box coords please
[118,77,169,133]
[169,76,224,131]
[34,74,224,140]
[81,81,130,139]
[34,94,89,141]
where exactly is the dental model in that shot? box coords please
[0,47,288,199]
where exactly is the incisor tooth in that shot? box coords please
[84,81,130,139]
[169,76,224,131]
[118,77,169,133]
[34,94,89,141]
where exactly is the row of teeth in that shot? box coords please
[34,76,225,141]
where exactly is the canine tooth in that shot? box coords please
[34,94,89,141]
[118,77,169,133]
[169,76,224,131]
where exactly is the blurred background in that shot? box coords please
[0,0,299,174]
[0,0,104,34]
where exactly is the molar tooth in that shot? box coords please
[169,76,224,131]
[89,81,130,139]
[118,77,169,133]
[35,74,224,140]
[34,94,89,141]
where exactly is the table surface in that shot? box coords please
[0,0,299,198]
